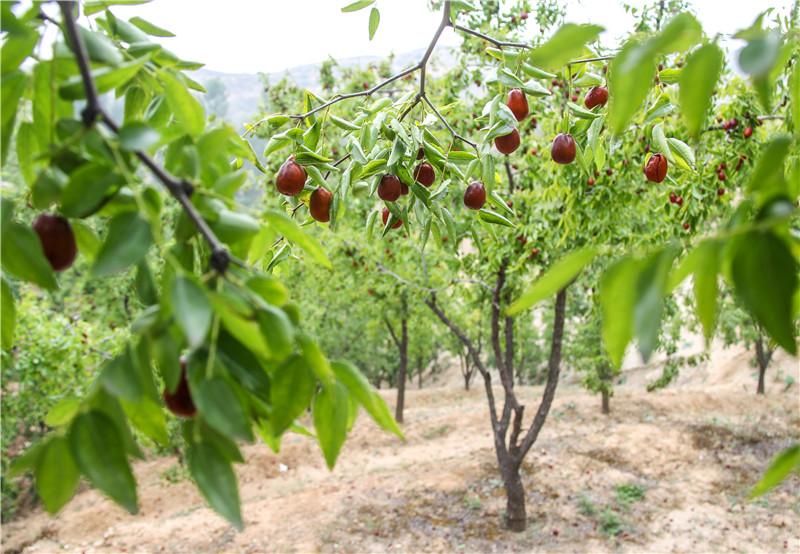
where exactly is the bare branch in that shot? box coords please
[422,95,477,149]
[290,63,421,121]
[419,1,453,95]
[518,287,568,459]
[58,1,231,273]
[425,293,498,427]
[451,23,530,49]
[383,316,402,349]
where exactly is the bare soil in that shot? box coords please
[3,346,799,554]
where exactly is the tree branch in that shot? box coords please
[425,293,498,427]
[383,316,402,349]
[290,63,421,121]
[518,287,568,459]
[504,159,515,194]
[451,23,530,49]
[421,95,477,149]
[58,1,231,273]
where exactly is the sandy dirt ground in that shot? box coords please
[3,345,799,554]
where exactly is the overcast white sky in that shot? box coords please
[100,0,791,74]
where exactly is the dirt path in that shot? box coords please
[3,366,799,553]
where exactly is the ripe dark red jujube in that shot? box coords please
[378,174,402,201]
[163,360,196,418]
[381,207,402,229]
[463,181,486,210]
[309,187,332,222]
[550,133,576,164]
[506,89,529,121]
[413,162,436,187]
[32,213,77,272]
[644,153,668,183]
[583,87,608,110]
[276,156,307,196]
[494,129,521,155]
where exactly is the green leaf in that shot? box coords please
[60,163,124,218]
[1,71,26,164]
[679,43,723,136]
[44,398,81,427]
[129,16,175,37]
[35,436,80,514]
[16,122,36,186]
[634,248,678,361]
[298,333,336,386]
[246,275,288,306]
[313,382,350,469]
[118,122,160,151]
[667,137,695,171]
[600,257,642,368]
[368,7,380,40]
[341,0,375,12]
[191,376,253,441]
[68,411,138,514]
[608,13,701,134]
[1,222,57,290]
[692,241,720,342]
[507,248,598,316]
[92,212,153,277]
[332,361,403,438]
[1,276,16,349]
[59,58,147,100]
[527,23,604,70]
[747,135,791,201]
[2,27,37,75]
[84,0,152,16]
[265,210,332,269]
[187,439,242,529]
[121,397,169,446]
[791,62,800,140]
[750,444,800,497]
[730,231,797,355]
[652,123,670,160]
[171,276,212,349]
[257,305,295,362]
[101,349,142,401]
[269,354,316,435]
[608,40,656,134]
[78,26,124,66]
[738,32,781,77]
[477,208,514,227]
[160,71,205,137]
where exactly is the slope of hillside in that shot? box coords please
[3,346,798,554]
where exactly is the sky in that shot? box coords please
[75,0,794,74]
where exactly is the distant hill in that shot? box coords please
[192,48,436,130]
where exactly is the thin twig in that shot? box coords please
[451,23,530,49]
[58,1,231,273]
[290,63,420,121]
[422,95,477,149]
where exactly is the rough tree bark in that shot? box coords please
[385,296,409,423]
[425,261,570,533]
[599,363,611,415]
[754,334,774,395]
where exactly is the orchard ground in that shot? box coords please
[3,344,798,554]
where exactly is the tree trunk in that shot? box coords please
[395,316,408,423]
[599,363,611,414]
[755,335,769,395]
[417,356,423,389]
[502,462,526,532]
